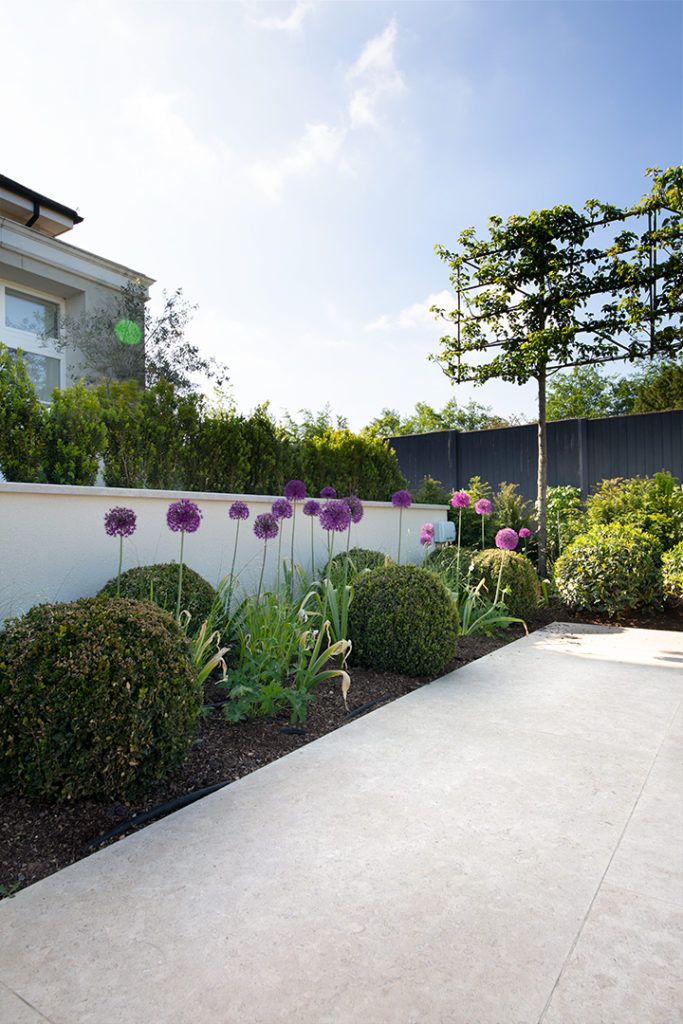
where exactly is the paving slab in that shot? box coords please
[0,623,681,1024]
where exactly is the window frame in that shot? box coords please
[0,279,66,400]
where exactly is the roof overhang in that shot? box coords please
[0,174,83,237]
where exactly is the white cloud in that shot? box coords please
[246,1,315,34]
[249,19,407,200]
[346,19,406,128]
[251,122,347,201]
[365,290,454,332]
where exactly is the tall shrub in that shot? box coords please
[586,473,683,552]
[0,344,45,482]
[43,382,106,486]
[97,380,146,487]
[301,429,405,500]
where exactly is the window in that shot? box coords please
[1,281,65,403]
[5,288,59,338]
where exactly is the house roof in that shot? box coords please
[0,174,84,237]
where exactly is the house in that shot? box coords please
[0,174,154,402]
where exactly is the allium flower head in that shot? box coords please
[167,499,202,534]
[519,527,532,539]
[319,499,352,533]
[391,489,412,509]
[345,494,364,524]
[451,491,470,509]
[271,498,293,520]
[320,486,337,499]
[303,499,321,517]
[474,498,493,516]
[284,479,307,501]
[495,528,519,551]
[253,512,279,541]
[229,500,250,521]
[104,507,136,538]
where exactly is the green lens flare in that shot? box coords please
[115,320,143,346]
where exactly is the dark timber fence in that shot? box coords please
[390,409,683,499]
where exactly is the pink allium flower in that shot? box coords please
[420,522,435,546]
[519,527,532,538]
[451,491,470,509]
[495,528,519,551]
[474,498,493,516]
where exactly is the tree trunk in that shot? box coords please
[536,366,548,577]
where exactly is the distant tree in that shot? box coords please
[365,397,501,436]
[431,167,682,573]
[631,359,683,412]
[547,366,622,420]
[54,280,228,393]
[280,403,349,441]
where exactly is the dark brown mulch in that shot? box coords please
[1,603,680,896]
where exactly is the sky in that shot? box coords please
[3,0,681,429]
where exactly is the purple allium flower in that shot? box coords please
[320,486,337,499]
[271,497,293,520]
[167,499,202,534]
[303,499,321,517]
[104,506,136,538]
[450,490,471,509]
[391,489,412,509]
[345,494,364,524]
[253,512,279,541]
[319,499,352,533]
[284,479,307,501]
[518,527,532,539]
[229,500,250,521]
[495,528,519,551]
[474,498,493,516]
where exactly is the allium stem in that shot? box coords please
[116,535,123,597]
[494,551,506,606]
[457,507,462,592]
[176,530,185,620]
[276,524,283,593]
[257,540,268,602]
[227,519,241,614]
[310,517,315,577]
[321,531,334,627]
[289,503,297,599]
[397,507,403,564]
[481,515,485,550]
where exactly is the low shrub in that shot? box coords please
[471,548,540,620]
[662,542,683,603]
[586,473,683,552]
[554,524,663,616]
[349,564,458,676]
[99,562,217,627]
[329,547,390,582]
[0,597,200,800]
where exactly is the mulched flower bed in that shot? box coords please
[1,603,680,896]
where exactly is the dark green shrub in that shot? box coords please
[43,381,106,485]
[662,541,683,603]
[300,428,406,501]
[99,563,217,626]
[492,481,535,535]
[0,597,200,800]
[349,564,458,676]
[414,475,450,505]
[554,524,663,616]
[0,344,45,482]
[586,473,683,552]
[329,547,390,582]
[471,548,540,619]
[424,545,476,587]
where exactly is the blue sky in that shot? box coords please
[3,0,681,427]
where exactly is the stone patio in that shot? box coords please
[1,623,681,1024]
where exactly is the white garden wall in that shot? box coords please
[0,483,447,621]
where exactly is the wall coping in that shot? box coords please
[0,481,446,511]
